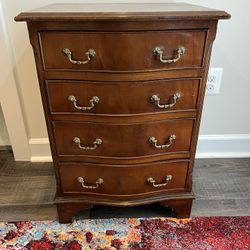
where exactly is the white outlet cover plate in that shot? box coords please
[206,67,223,95]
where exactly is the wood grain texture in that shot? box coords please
[160,198,193,218]
[192,158,250,216]
[57,203,92,223]
[14,3,230,22]
[59,160,189,196]
[14,4,230,222]
[53,119,194,159]
[0,151,55,206]
[193,158,250,200]
[0,205,57,222]
[0,151,249,221]
[46,79,200,115]
[40,30,206,72]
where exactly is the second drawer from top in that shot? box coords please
[46,78,200,116]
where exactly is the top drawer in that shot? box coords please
[39,30,206,72]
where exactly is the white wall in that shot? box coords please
[186,0,250,135]
[1,0,250,160]
[0,105,10,146]
[0,0,30,159]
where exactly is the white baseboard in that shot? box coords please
[29,138,52,162]
[196,134,250,158]
[0,138,10,146]
[0,141,10,147]
[28,134,250,162]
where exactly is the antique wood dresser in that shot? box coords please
[15,3,230,223]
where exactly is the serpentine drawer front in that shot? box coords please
[40,30,206,71]
[59,161,189,196]
[46,79,200,115]
[15,3,230,223]
[53,119,194,159]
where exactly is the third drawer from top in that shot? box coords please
[53,119,194,160]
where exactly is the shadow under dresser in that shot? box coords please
[15,3,230,223]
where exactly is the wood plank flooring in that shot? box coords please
[192,158,250,216]
[0,150,249,221]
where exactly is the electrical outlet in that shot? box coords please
[206,68,223,95]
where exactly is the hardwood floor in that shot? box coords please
[0,150,249,221]
[192,158,250,216]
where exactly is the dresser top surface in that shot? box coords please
[15,3,230,22]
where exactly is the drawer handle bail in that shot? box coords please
[68,95,99,111]
[63,48,96,65]
[147,175,172,188]
[149,135,176,149]
[73,137,102,150]
[151,93,181,109]
[77,177,104,189]
[153,46,185,64]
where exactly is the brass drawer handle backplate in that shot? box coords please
[68,95,99,111]
[73,137,102,151]
[63,48,96,65]
[153,46,185,64]
[151,93,181,109]
[149,135,176,149]
[147,175,173,188]
[77,177,104,189]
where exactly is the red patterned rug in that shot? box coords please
[0,217,250,249]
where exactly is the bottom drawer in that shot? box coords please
[59,160,189,196]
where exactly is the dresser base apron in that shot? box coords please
[55,193,194,223]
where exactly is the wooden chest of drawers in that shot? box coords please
[16,3,229,223]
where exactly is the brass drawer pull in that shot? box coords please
[153,46,185,64]
[147,175,172,188]
[151,93,181,109]
[77,177,104,189]
[73,137,102,150]
[149,135,176,149]
[63,48,96,65]
[68,95,99,111]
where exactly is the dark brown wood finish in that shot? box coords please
[53,119,194,159]
[160,198,193,218]
[40,30,206,72]
[14,3,230,22]
[47,79,200,115]
[1,151,249,221]
[16,3,230,223]
[59,160,190,196]
[56,202,92,223]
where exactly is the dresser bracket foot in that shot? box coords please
[56,202,92,223]
[160,198,193,219]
